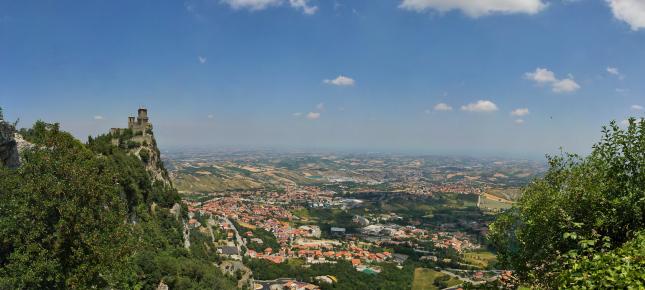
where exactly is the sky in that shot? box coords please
[1,0,644,157]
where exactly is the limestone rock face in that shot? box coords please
[110,108,171,185]
[132,136,171,185]
[156,281,169,290]
[14,133,32,152]
[170,203,182,221]
[0,121,20,169]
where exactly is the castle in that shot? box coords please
[109,107,170,183]
[111,108,154,146]
[111,107,152,135]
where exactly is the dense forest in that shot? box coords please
[0,121,236,289]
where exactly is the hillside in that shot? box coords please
[171,162,320,192]
[0,113,236,289]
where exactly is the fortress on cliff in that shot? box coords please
[110,107,154,146]
[111,107,152,135]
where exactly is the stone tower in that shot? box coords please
[138,108,148,122]
[125,107,152,135]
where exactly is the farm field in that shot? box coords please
[412,268,462,290]
[462,250,498,269]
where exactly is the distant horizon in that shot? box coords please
[3,106,625,160]
[159,143,554,161]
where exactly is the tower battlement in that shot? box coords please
[127,107,152,135]
[110,108,154,146]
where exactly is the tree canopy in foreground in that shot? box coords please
[489,118,645,289]
[0,121,236,289]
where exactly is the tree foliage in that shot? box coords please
[1,121,235,289]
[1,122,136,288]
[488,118,645,288]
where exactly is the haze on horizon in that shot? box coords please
[2,0,644,157]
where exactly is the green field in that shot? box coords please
[174,173,262,192]
[462,250,497,269]
[479,196,513,212]
[487,188,522,201]
[173,163,320,193]
[411,268,462,290]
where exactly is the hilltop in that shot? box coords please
[0,107,237,289]
[89,108,170,184]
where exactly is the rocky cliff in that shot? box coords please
[130,134,171,185]
[0,121,20,168]
[109,108,171,185]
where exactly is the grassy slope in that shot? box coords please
[412,268,462,290]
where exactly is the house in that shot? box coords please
[283,281,320,290]
[353,215,370,226]
[219,246,239,255]
[188,219,201,228]
[315,275,337,285]
[330,227,346,237]
[218,246,241,260]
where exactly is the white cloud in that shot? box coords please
[220,0,317,14]
[399,0,547,17]
[323,75,355,86]
[221,0,282,11]
[515,119,525,125]
[607,0,645,31]
[289,0,318,14]
[198,56,207,64]
[207,114,214,119]
[316,102,325,111]
[607,66,625,79]
[306,112,321,120]
[552,78,580,93]
[631,104,643,111]
[525,68,557,84]
[433,103,453,111]
[94,115,104,120]
[622,118,644,126]
[424,109,432,114]
[292,112,303,117]
[511,108,530,117]
[461,100,499,112]
[525,68,580,93]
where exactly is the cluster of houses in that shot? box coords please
[254,278,320,290]
[359,223,429,239]
[247,241,394,266]
[189,195,398,269]
[432,232,480,253]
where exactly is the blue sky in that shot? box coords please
[1,0,644,157]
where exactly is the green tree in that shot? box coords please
[0,123,137,289]
[1,121,234,289]
[488,118,645,288]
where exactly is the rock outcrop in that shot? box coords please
[110,108,171,185]
[0,119,21,169]
[132,138,171,185]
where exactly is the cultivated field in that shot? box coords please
[412,268,462,290]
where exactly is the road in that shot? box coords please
[218,215,254,288]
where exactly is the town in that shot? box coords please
[167,150,543,289]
